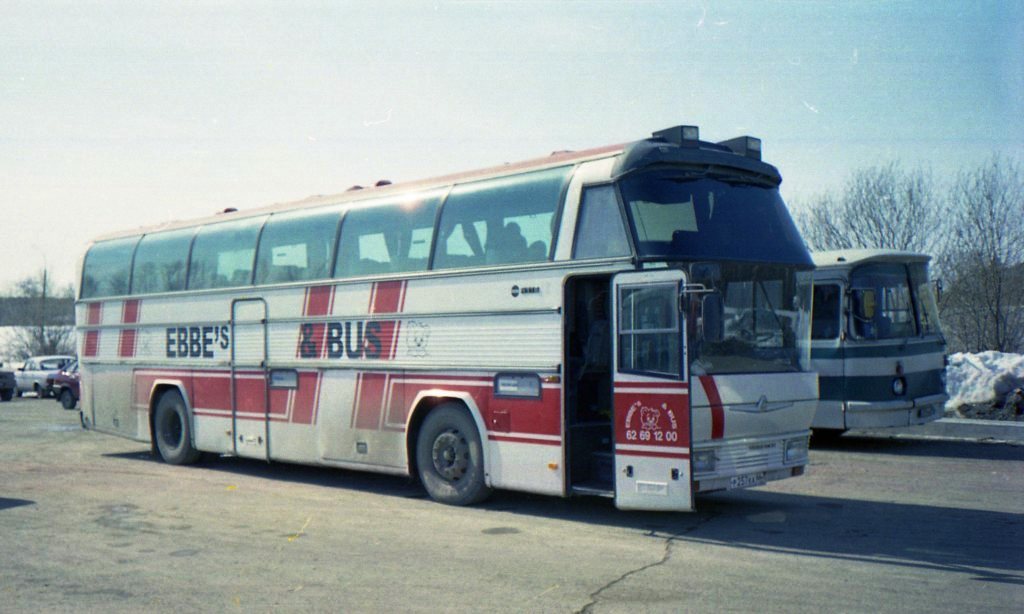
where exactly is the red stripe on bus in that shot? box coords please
[368,281,406,359]
[369,280,405,314]
[297,286,335,359]
[352,372,388,430]
[698,375,725,440]
[121,299,140,324]
[118,299,141,358]
[487,434,561,446]
[87,302,103,325]
[291,371,322,425]
[83,331,100,357]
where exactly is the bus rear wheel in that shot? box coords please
[153,390,201,465]
[416,404,491,506]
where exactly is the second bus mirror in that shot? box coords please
[701,292,724,343]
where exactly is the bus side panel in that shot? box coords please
[809,342,846,429]
[89,364,147,441]
[317,369,408,470]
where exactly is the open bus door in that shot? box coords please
[612,270,694,511]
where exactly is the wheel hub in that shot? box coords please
[431,430,469,481]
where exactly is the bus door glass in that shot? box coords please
[612,269,693,511]
[230,298,269,460]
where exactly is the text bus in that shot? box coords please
[77,124,816,511]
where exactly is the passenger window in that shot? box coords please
[131,228,195,294]
[334,192,441,278]
[432,166,571,270]
[574,186,632,259]
[187,216,266,290]
[811,284,841,340]
[81,236,139,298]
[255,207,341,285]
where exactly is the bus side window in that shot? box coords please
[131,228,195,294]
[254,208,341,285]
[334,193,440,278]
[432,166,571,270]
[187,216,266,290]
[81,236,140,299]
[573,186,631,260]
[811,284,841,340]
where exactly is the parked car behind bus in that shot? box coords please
[15,355,75,398]
[0,368,15,401]
[48,360,81,409]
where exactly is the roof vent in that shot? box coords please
[652,125,700,147]
[347,185,364,191]
[717,136,762,161]
[375,180,392,187]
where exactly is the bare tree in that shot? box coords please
[1,269,76,360]
[795,161,942,253]
[939,154,1024,353]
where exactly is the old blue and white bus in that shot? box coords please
[809,249,947,435]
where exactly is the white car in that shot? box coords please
[15,355,75,398]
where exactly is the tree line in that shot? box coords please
[794,154,1024,354]
[0,272,76,361]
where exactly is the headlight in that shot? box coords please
[785,438,809,463]
[693,449,717,473]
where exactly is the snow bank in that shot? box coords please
[945,351,1024,409]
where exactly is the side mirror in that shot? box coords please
[701,292,724,343]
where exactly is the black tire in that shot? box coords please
[416,404,491,506]
[34,383,47,398]
[0,389,12,402]
[15,388,22,398]
[59,389,76,410]
[153,390,201,465]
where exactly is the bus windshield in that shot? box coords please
[688,263,811,374]
[850,262,942,340]
[618,171,812,267]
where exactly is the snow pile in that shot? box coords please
[945,351,1024,410]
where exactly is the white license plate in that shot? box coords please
[729,472,767,490]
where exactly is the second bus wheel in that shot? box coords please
[416,404,492,506]
[153,390,202,465]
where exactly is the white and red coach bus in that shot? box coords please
[77,124,816,511]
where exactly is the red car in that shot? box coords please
[48,360,80,410]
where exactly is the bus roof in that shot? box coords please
[811,249,932,270]
[87,124,782,245]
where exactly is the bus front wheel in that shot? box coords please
[153,390,201,465]
[416,404,491,506]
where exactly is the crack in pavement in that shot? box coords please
[575,511,720,614]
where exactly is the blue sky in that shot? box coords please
[1,1,1021,289]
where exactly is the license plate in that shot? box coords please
[729,472,767,490]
